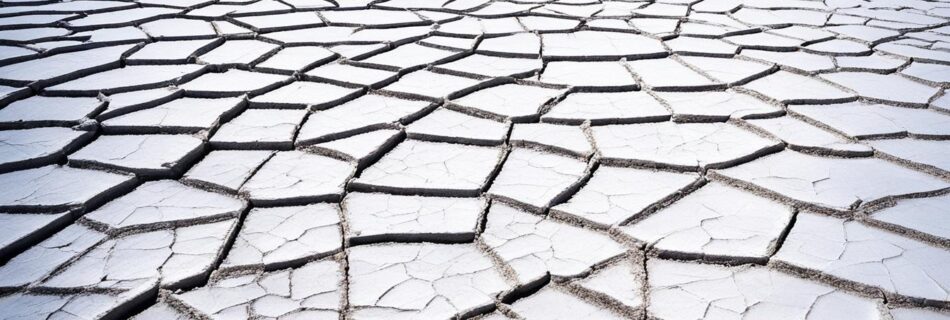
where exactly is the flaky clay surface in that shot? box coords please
[0,0,948,319]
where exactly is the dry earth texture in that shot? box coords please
[0,0,948,319]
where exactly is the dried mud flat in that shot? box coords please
[0,0,949,319]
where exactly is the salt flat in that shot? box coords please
[0,0,948,319]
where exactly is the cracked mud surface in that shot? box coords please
[0,0,948,319]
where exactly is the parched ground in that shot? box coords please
[0,0,948,319]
